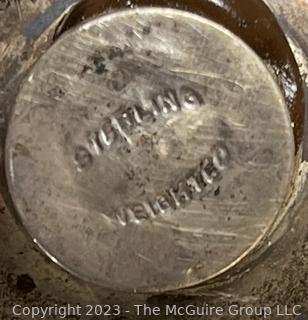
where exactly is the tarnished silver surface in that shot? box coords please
[5,8,295,292]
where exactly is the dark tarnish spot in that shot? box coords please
[16,274,36,294]
[142,25,151,35]
[214,186,220,196]
[48,86,65,99]
[108,46,124,60]
[95,62,108,75]
[86,50,110,75]
[92,55,108,75]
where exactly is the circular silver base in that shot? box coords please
[6,8,294,292]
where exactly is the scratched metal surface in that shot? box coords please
[0,0,307,319]
[5,8,295,292]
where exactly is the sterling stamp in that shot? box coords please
[5,8,295,292]
[75,85,204,170]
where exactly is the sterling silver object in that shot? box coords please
[5,8,295,292]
